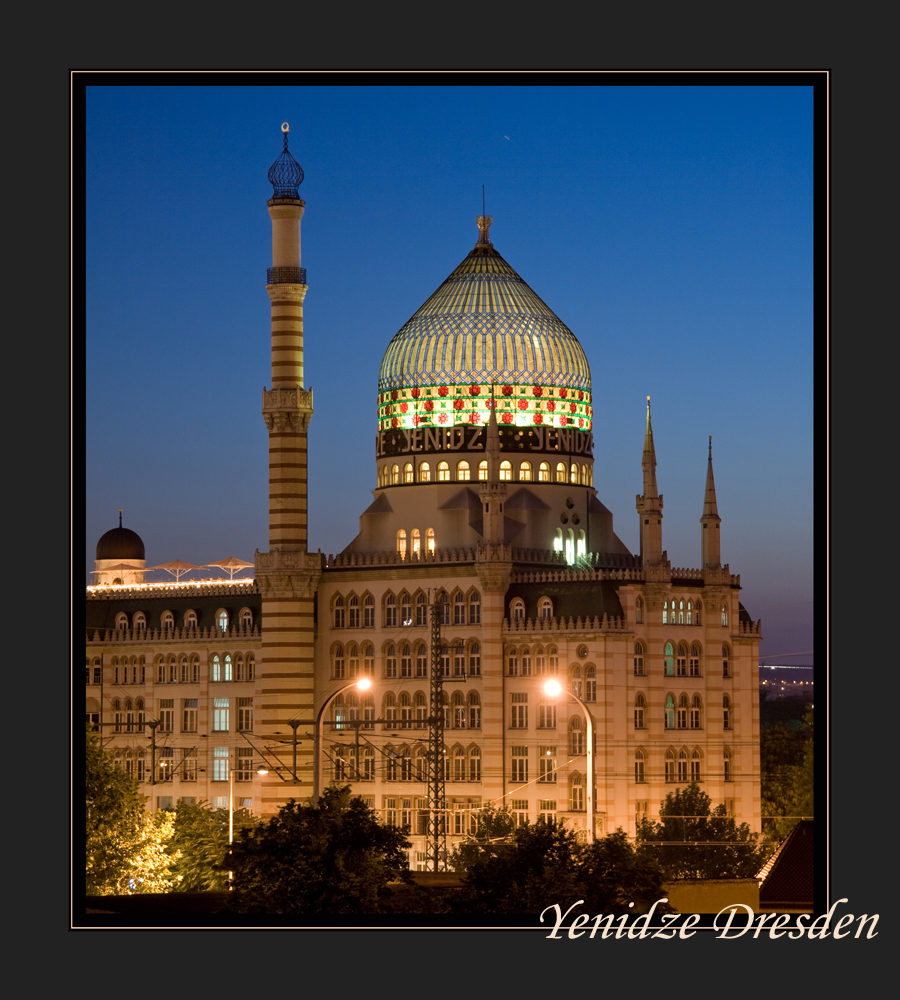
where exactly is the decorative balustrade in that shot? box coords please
[502,614,628,634]
[86,580,258,599]
[86,624,262,644]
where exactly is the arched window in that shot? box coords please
[665,748,676,782]
[415,691,427,728]
[690,643,701,676]
[565,528,575,565]
[210,654,221,683]
[454,591,466,625]
[384,643,397,678]
[511,598,525,622]
[722,644,731,678]
[454,746,466,782]
[691,748,702,782]
[584,665,596,702]
[240,607,253,630]
[635,596,644,624]
[384,594,397,627]
[478,460,488,481]
[548,646,559,674]
[721,603,729,626]
[723,695,731,730]
[348,595,360,628]
[664,642,675,676]
[539,462,550,482]
[677,694,688,729]
[570,664,582,699]
[556,462,566,483]
[457,460,470,481]
[161,611,175,631]
[362,643,375,677]
[691,695,702,729]
[500,460,512,481]
[634,694,645,729]
[333,595,345,628]
[391,464,400,485]
[724,747,733,782]
[468,692,481,729]
[399,692,412,729]
[332,644,345,679]
[184,609,197,629]
[453,691,466,727]
[400,643,412,677]
[168,654,177,683]
[520,460,532,481]
[534,646,546,675]
[635,749,646,783]
[426,527,435,553]
[665,694,675,729]
[576,530,586,560]
[468,640,481,677]
[469,590,480,624]
[570,463,579,484]
[411,528,421,557]
[581,464,588,486]
[518,647,530,677]
[569,716,584,755]
[347,644,359,678]
[507,648,518,676]
[686,600,693,625]
[538,596,553,620]
[134,612,147,630]
[383,695,397,730]
[401,592,412,624]
[419,461,431,483]
[396,530,407,559]
[677,643,688,676]
[469,746,482,782]
[364,594,374,628]
[404,462,414,483]
[215,609,228,632]
[437,461,450,481]
[440,643,450,677]
[332,695,346,731]
[634,641,645,676]
[678,748,689,783]
[454,641,466,677]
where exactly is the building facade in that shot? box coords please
[85,127,761,867]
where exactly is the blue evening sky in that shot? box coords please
[85,83,814,666]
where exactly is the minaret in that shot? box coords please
[255,124,323,812]
[635,396,664,566]
[700,435,722,570]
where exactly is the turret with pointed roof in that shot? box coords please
[635,397,664,567]
[701,435,722,570]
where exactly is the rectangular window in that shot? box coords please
[538,800,557,823]
[238,697,253,732]
[85,713,100,732]
[468,644,481,677]
[159,698,174,733]
[635,800,648,826]
[511,799,529,827]
[158,747,174,782]
[181,749,197,782]
[213,748,229,782]
[93,667,102,685]
[213,697,230,732]
[182,699,198,732]
[235,748,254,782]
[538,746,557,783]
[511,746,528,783]
[510,693,527,729]
[538,702,556,729]
[384,797,398,827]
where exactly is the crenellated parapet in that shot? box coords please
[86,624,261,644]
[326,547,478,568]
[502,613,629,634]
[86,581,258,599]
[255,548,324,598]
[512,565,643,585]
[737,618,763,636]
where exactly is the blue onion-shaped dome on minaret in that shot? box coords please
[267,123,304,199]
[377,217,593,434]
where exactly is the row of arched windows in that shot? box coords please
[634,746,733,783]
[113,608,253,631]
[633,597,729,627]
[379,460,594,487]
[332,690,482,730]
[396,528,435,558]
[333,589,481,629]
[105,652,255,684]
[634,642,732,678]
[505,645,560,677]
[332,641,481,679]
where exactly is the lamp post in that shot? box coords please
[313,677,372,801]
[544,679,595,843]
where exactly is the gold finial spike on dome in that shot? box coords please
[476,215,493,246]
[118,508,123,528]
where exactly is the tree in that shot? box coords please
[637,784,771,879]
[86,726,182,894]
[448,804,517,872]
[451,820,666,915]
[225,785,411,914]
[167,800,257,891]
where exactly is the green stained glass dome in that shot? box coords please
[377,219,593,433]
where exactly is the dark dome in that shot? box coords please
[96,525,145,560]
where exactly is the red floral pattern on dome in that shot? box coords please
[391,390,398,401]
[578,390,584,400]
[517,400,528,410]
[400,402,408,413]
[438,413,448,424]
[578,417,584,427]
[469,413,481,423]
[559,388,567,399]
[533,385,543,396]
[501,413,513,423]
[546,401,555,412]
[424,400,434,412]
[570,402,577,412]
[411,387,420,398]
[470,384,481,396]
[438,386,449,397]
[502,385,513,396]
[534,414,543,424]
[453,398,465,410]
[391,417,399,428]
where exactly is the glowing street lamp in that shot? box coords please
[314,677,372,800]
[544,679,594,843]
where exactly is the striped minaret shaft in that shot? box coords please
[255,126,321,812]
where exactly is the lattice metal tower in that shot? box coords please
[426,595,448,870]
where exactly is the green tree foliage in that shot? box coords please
[452,820,666,915]
[448,805,517,872]
[761,705,814,840]
[167,800,257,891]
[637,784,771,879]
[86,726,182,894]
[226,785,412,914]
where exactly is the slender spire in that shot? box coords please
[484,383,501,479]
[118,508,123,528]
[701,434,722,570]
[642,396,659,501]
[635,396,663,567]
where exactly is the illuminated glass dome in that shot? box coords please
[378,218,593,434]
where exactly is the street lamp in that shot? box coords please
[313,677,372,801]
[544,679,595,843]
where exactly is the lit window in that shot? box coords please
[396,530,407,559]
[570,463,579,484]
[581,464,588,486]
[500,460,512,481]
[419,462,431,483]
[635,597,644,624]
[404,462,414,483]
[457,460,470,481]
[538,695,556,729]
[634,694,645,729]
[333,644,345,679]
[539,462,550,482]
[721,604,728,626]
[391,464,400,485]
[364,594,374,628]
[665,694,675,729]
[438,461,450,481]
[411,528,421,556]
[538,746,557,782]
[213,698,229,732]
[469,590,480,624]
[426,527,435,553]
[556,462,566,483]
[664,642,675,676]
[553,527,563,553]
[478,460,488,481]
[520,461,532,481]
[213,747,229,782]
[635,750,645,783]
[216,610,228,631]
[182,699,198,732]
